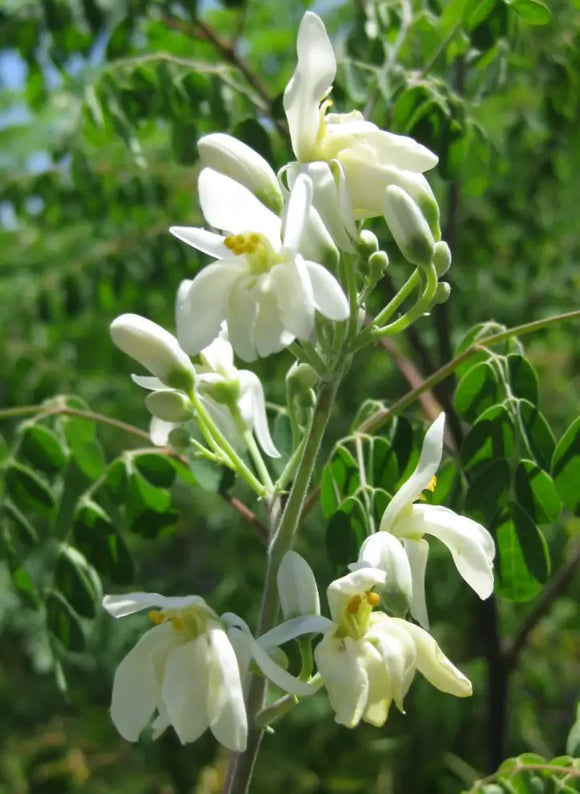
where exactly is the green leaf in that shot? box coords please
[454,321,511,377]
[462,404,515,474]
[454,361,500,422]
[0,527,41,608]
[366,437,399,494]
[552,417,580,516]
[55,545,101,619]
[390,416,417,482]
[62,399,105,480]
[506,354,538,404]
[494,502,550,601]
[133,453,176,488]
[325,496,367,567]
[506,0,552,25]
[514,460,561,525]
[74,501,134,584]
[126,473,178,539]
[465,458,510,524]
[517,400,556,471]
[105,458,129,504]
[46,590,85,652]
[4,461,55,517]
[1,501,39,546]
[20,424,68,474]
[320,445,360,519]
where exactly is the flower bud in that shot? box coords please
[433,282,451,305]
[198,377,241,406]
[433,241,452,276]
[198,133,283,215]
[357,229,379,257]
[110,314,194,391]
[145,390,193,422]
[277,551,320,619]
[368,250,389,279]
[286,362,319,396]
[383,185,435,268]
[383,168,441,239]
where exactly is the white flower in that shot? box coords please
[277,550,320,619]
[282,12,439,245]
[314,568,472,728]
[170,168,349,361]
[356,414,495,628]
[103,592,247,750]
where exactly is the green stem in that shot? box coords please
[357,309,580,435]
[351,269,420,351]
[371,263,438,340]
[223,377,340,794]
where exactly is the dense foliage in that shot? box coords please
[0,0,579,792]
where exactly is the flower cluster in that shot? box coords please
[103,9,495,753]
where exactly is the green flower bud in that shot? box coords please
[383,186,435,268]
[433,241,452,276]
[286,362,319,396]
[199,378,241,407]
[357,229,379,257]
[145,390,193,422]
[433,282,451,305]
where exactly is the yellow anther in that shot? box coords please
[171,615,184,631]
[248,233,260,244]
[426,475,437,493]
[347,595,362,614]
[149,610,164,625]
[366,591,380,607]
[224,235,236,250]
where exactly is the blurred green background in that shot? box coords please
[0,0,579,792]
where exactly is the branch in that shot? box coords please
[357,310,580,435]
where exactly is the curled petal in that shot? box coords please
[169,226,229,259]
[356,532,413,600]
[392,619,472,697]
[283,11,336,161]
[238,370,280,458]
[206,626,247,751]
[381,413,445,532]
[314,633,368,727]
[277,551,320,619]
[103,592,209,618]
[303,260,349,321]
[258,615,333,649]
[403,538,430,629]
[359,128,438,172]
[282,173,312,253]
[149,417,175,447]
[269,258,315,341]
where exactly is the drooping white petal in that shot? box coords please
[238,370,280,458]
[314,633,369,727]
[326,568,388,623]
[131,374,165,391]
[221,613,321,697]
[103,592,209,618]
[269,258,315,342]
[282,173,312,252]
[198,168,282,244]
[253,283,298,357]
[368,615,417,711]
[258,615,333,649]
[299,161,354,251]
[169,226,229,259]
[176,263,244,355]
[380,413,445,532]
[393,619,472,697]
[161,638,210,744]
[283,11,336,161]
[200,331,234,374]
[227,626,253,684]
[303,260,349,321]
[277,551,320,619]
[109,623,178,741]
[226,278,259,361]
[206,626,247,752]
[407,504,495,599]
[403,538,430,629]
[149,417,175,447]
[360,128,438,172]
[356,532,413,600]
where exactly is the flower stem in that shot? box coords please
[222,376,341,794]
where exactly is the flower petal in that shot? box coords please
[226,278,259,361]
[299,161,355,251]
[282,173,312,252]
[392,619,472,697]
[238,370,280,458]
[206,626,248,751]
[326,568,388,623]
[258,615,333,649]
[283,11,336,161]
[356,532,413,600]
[103,592,208,618]
[161,638,210,743]
[314,633,368,727]
[403,538,430,629]
[131,374,165,391]
[277,551,320,619]
[149,417,175,447]
[169,226,229,259]
[269,258,315,342]
[361,129,438,172]
[109,623,178,741]
[198,168,282,244]
[176,263,244,355]
[408,504,495,599]
[303,260,349,321]
[380,413,445,532]
[200,331,234,374]
[253,282,299,357]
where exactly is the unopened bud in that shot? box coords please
[286,362,319,396]
[383,168,441,240]
[357,229,379,256]
[433,241,452,276]
[383,185,435,268]
[433,282,451,305]
[198,133,283,214]
[277,551,320,619]
[145,390,193,422]
[198,377,241,406]
[110,314,194,391]
[368,250,389,277]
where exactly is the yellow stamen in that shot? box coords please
[224,233,264,257]
[149,610,164,625]
[171,615,184,631]
[347,595,362,614]
[426,475,437,493]
[366,591,380,607]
